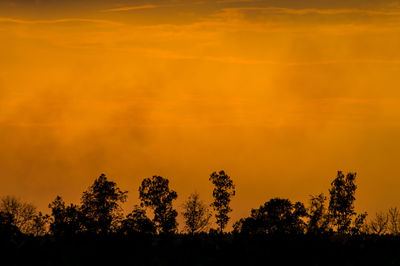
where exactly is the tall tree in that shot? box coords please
[182,193,211,234]
[80,174,128,234]
[328,171,367,234]
[209,170,235,233]
[139,176,178,234]
[328,171,357,233]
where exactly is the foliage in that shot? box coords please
[0,210,20,237]
[369,211,388,235]
[182,193,211,234]
[0,169,380,239]
[329,171,359,233]
[30,212,50,236]
[234,198,307,234]
[49,196,83,236]
[120,205,156,234]
[388,207,400,235]
[209,170,235,232]
[0,195,47,235]
[80,174,128,234]
[139,176,178,234]
[306,193,331,234]
[351,212,368,235]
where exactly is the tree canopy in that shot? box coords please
[139,176,178,234]
[182,193,211,234]
[234,198,307,234]
[209,170,235,233]
[80,173,128,234]
[0,170,372,237]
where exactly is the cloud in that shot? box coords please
[222,7,400,16]
[101,5,159,12]
[0,17,121,25]
[139,47,400,66]
[216,0,258,3]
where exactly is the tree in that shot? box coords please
[234,198,307,234]
[30,212,50,236]
[388,207,400,235]
[328,171,368,234]
[139,176,178,234]
[306,194,331,234]
[182,193,211,234]
[80,174,128,234]
[351,212,368,235]
[209,170,235,233]
[328,171,357,233]
[0,210,20,238]
[369,211,388,235]
[120,205,156,234]
[48,196,83,236]
[0,196,47,235]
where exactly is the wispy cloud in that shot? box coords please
[223,7,400,16]
[0,17,121,25]
[101,5,159,12]
[140,48,400,66]
[216,0,258,3]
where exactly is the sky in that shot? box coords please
[1,0,400,228]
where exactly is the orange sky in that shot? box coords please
[1,0,400,228]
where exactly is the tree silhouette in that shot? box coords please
[209,170,235,233]
[351,212,368,235]
[120,205,156,234]
[30,212,50,236]
[0,196,47,235]
[48,196,84,236]
[0,210,20,238]
[306,194,331,234]
[234,198,307,234]
[388,207,400,235]
[328,171,357,233]
[80,174,128,234]
[328,171,367,234]
[182,192,211,234]
[369,212,388,235]
[139,176,178,234]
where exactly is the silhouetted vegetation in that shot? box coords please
[307,193,330,234]
[120,205,156,234]
[209,170,235,233]
[0,196,48,236]
[80,173,128,234]
[2,170,400,265]
[49,196,83,236]
[328,171,367,234]
[139,175,178,234]
[182,192,211,234]
[233,198,307,234]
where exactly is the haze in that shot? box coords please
[1,0,400,226]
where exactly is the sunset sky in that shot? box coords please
[1,0,400,227]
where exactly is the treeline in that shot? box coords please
[0,170,397,238]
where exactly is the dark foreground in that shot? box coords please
[2,234,400,266]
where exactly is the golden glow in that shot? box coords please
[1,0,400,226]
